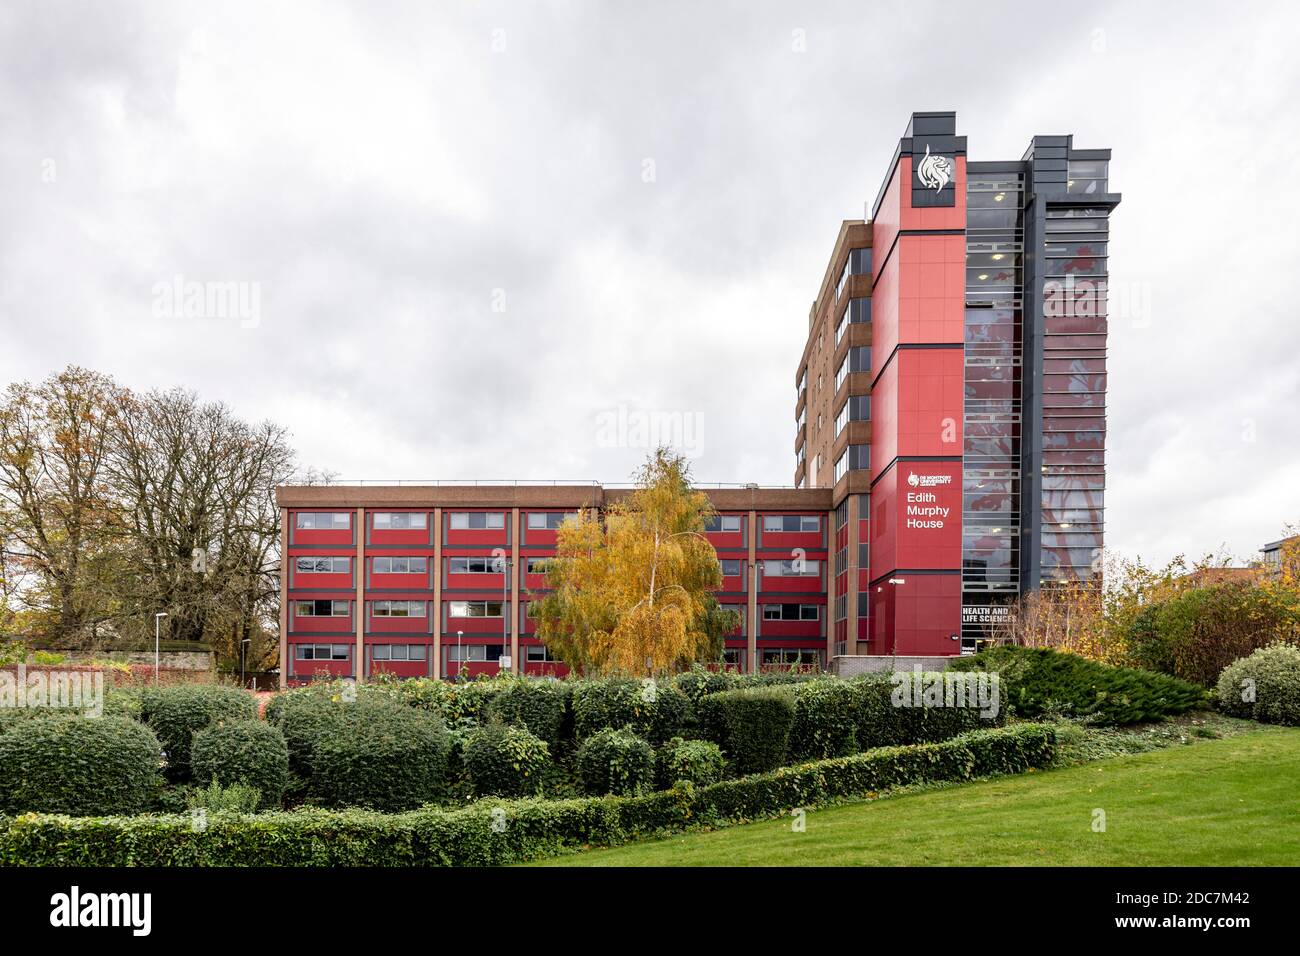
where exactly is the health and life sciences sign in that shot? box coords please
[961,604,1011,627]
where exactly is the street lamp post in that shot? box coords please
[456,630,464,682]
[153,612,168,687]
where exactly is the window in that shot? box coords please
[848,444,871,471]
[445,644,491,662]
[704,515,742,533]
[371,644,428,661]
[449,512,505,530]
[525,557,552,574]
[525,645,559,662]
[296,557,349,574]
[295,600,349,617]
[834,451,848,483]
[373,512,427,529]
[763,559,821,577]
[762,515,820,533]
[372,556,428,575]
[1067,160,1107,195]
[449,601,504,618]
[762,604,820,621]
[835,355,848,391]
[720,559,742,576]
[761,648,820,666]
[296,512,350,530]
[449,556,507,574]
[836,395,870,438]
[527,512,574,530]
[296,644,349,660]
[373,600,426,618]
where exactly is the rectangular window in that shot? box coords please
[526,512,574,530]
[295,512,350,530]
[704,515,742,533]
[296,644,350,660]
[834,451,848,483]
[448,601,505,618]
[762,604,820,621]
[373,600,427,618]
[720,559,742,577]
[372,512,427,530]
[446,645,490,662]
[449,556,507,574]
[449,512,506,530]
[525,557,552,574]
[372,644,428,661]
[372,556,428,575]
[763,559,821,577]
[295,600,349,617]
[296,557,350,574]
[762,515,820,533]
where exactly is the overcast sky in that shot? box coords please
[1,0,1297,567]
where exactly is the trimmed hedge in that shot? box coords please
[485,681,567,745]
[656,737,725,789]
[571,679,690,743]
[191,720,291,810]
[0,724,1056,866]
[0,717,162,816]
[577,728,656,796]
[850,674,1003,749]
[303,701,452,811]
[141,685,257,781]
[788,680,859,761]
[463,723,551,797]
[1216,644,1300,726]
[698,687,796,774]
[949,645,1208,725]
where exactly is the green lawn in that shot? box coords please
[532,727,1300,866]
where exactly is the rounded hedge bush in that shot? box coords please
[485,680,567,744]
[191,719,291,809]
[463,722,551,797]
[698,686,795,775]
[576,727,655,796]
[0,716,162,815]
[656,737,725,788]
[1216,644,1300,725]
[141,684,257,781]
[572,678,690,743]
[304,699,451,811]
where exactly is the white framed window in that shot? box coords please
[763,559,821,577]
[449,512,506,530]
[372,600,426,618]
[762,604,820,621]
[373,556,428,574]
[371,644,428,661]
[448,601,505,618]
[704,515,742,533]
[373,512,427,530]
[449,556,507,574]
[296,512,350,530]
[296,557,350,574]
[296,644,350,660]
[763,515,820,533]
[720,559,742,576]
[527,512,574,530]
[295,600,349,617]
[525,557,552,574]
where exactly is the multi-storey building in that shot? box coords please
[277,110,1116,683]
[277,485,830,685]
[794,111,1117,656]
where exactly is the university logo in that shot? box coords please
[907,471,952,488]
[916,144,951,193]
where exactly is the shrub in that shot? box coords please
[1127,580,1300,685]
[850,673,1001,749]
[0,724,1057,866]
[656,737,725,788]
[190,720,291,809]
[485,680,567,744]
[950,645,1207,725]
[305,700,451,811]
[1216,644,1300,726]
[0,716,162,816]
[697,686,795,774]
[576,728,655,796]
[463,723,551,797]
[787,680,859,761]
[141,684,256,780]
[185,780,262,813]
[572,678,687,742]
